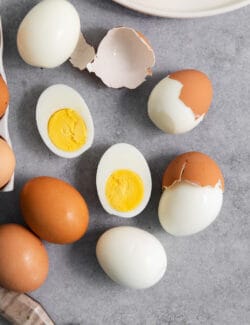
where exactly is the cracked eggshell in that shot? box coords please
[159,152,224,236]
[71,27,155,89]
[17,0,80,68]
[148,69,213,134]
[36,84,94,159]
[96,227,167,289]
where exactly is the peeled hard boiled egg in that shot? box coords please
[148,69,213,134]
[96,143,152,218]
[17,0,80,68]
[0,224,49,293]
[158,152,224,236]
[20,177,89,244]
[96,227,167,289]
[36,84,94,158]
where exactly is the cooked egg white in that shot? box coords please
[96,143,152,218]
[36,84,94,158]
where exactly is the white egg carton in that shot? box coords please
[0,17,14,192]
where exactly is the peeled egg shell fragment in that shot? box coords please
[36,84,94,158]
[96,143,152,218]
[159,182,223,236]
[148,70,213,134]
[96,227,167,289]
[70,33,95,71]
[85,27,155,89]
[17,0,80,68]
[0,138,15,188]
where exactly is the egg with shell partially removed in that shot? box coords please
[148,69,213,134]
[158,152,224,236]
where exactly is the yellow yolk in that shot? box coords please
[105,169,144,212]
[48,108,87,152]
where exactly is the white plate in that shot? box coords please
[113,0,250,18]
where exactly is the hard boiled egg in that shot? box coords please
[0,75,9,118]
[158,152,224,236]
[0,224,49,293]
[96,227,167,289]
[96,143,152,218]
[0,138,15,189]
[17,0,80,68]
[148,69,213,134]
[36,84,94,158]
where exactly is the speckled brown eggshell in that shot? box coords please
[20,177,89,244]
[162,152,224,190]
[0,224,49,293]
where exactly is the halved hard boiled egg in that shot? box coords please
[96,143,152,218]
[148,69,213,134]
[36,84,94,158]
[159,152,224,236]
[17,0,81,68]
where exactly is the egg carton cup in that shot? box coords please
[0,17,14,192]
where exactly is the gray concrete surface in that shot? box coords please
[0,0,250,324]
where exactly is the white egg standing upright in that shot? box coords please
[17,0,81,68]
[96,143,152,218]
[36,84,94,158]
[96,227,167,289]
[158,152,224,236]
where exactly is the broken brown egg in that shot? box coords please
[70,27,155,89]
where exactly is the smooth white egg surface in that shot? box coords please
[96,143,152,218]
[17,0,80,68]
[96,227,167,289]
[159,181,223,236]
[148,76,204,134]
[36,84,94,158]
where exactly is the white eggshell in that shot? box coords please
[159,182,223,236]
[148,76,204,134]
[87,27,155,89]
[36,84,94,158]
[96,143,152,218]
[17,0,80,68]
[96,227,167,289]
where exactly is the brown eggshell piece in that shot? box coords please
[20,176,89,244]
[0,224,49,293]
[162,152,224,191]
[0,138,15,188]
[169,70,213,117]
[0,75,9,118]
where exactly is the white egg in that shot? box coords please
[36,84,94,158]
[96,143,152,218]
[96,227,167,289]
[148,76,204,134]
[17,0,80,68]
[159,181,223,236]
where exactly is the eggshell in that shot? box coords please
[17,0,80,68]
[0,75,9,118]
[0,138,15,188]
[0,224,49,293]
[96,227,167,289]
[162,151,224,190]
[96,143,152,218]
[36,84,94,158]
[20,177,89,244]
[148,70,213,134]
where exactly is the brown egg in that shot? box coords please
[0,138,15,188]
[0,224,49,293]
[162,152,224,190]
[20,176,89,244]
[0,75,9,118]
[169,69,213,117]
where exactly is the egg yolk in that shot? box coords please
[105,169,144,212]
[48,108,87,152]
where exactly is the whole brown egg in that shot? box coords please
[20,176,89,244]
[0,224,49,292]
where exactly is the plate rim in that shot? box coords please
[113,0,250,18]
